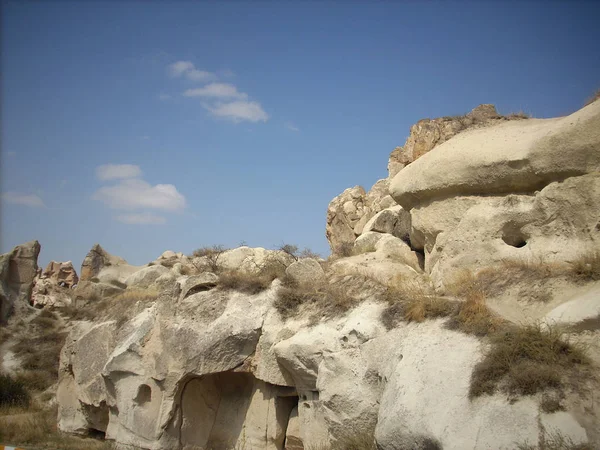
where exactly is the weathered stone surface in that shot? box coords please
[387,104,506,178]
[0,240,40,321]
[363,205,411,239]
[285,259,325,285]
[391,101,600,210]
[217,247,295,273]
[179,273,219,300]
[71,280,124,306]
[326,181,396,252]
[43,260,79,287]
[124,265,170,289]
[80,244,128,281]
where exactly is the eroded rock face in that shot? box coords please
[56,281,594,449]
[325,181,396,252]
[0,240,40,322]
[43,260,79,287]
[390,101,600,211]
[387,104,507,179]
[80,244,128,281]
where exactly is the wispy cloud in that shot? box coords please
[96,164,142,181]
[285,122,300,132]
[93,178,186,212]
[184,83,248,100]
[116,213,167,225]
[158,93,172,100]
[205,101,269,123]
[168,60,215,82]
[2,192,45,208]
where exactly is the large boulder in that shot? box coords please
[362,205,411,240]
[0,240,40,322]
[325,181,396,252]
[124,265,170,289]
[390,101,600,210]
[285,258,325,285]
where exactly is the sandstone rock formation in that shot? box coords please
[52,102,600,450]
[0,240,40,322]
[390,100,600,288]
[80,244,130,281]
[42,260,79,287]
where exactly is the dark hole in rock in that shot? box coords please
[502,225,528,248]
[134,384,152,405]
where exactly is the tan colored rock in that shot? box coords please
[363,205,411,239]
[71,280,124,306]
[387,104,503,178]
[391,101,600,210]
[43,260,79,287]
[284,406,303,450]
[0,240,40,321]
[124,265,170,289]
[285,259,325,285]
[80,244,128,281]
[326,180,396,252]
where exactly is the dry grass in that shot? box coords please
[218,270,274,295]
[517,429,593,450]
[0,373,30,407]
[332,242,354,258]
[569,250,600,282]
[275,278,360,323]
[11,311,66,392]
[584,88,600,107]
[445,279,504,337]
[506,111,531,120]
[0,404,116,449]
[192,245,227,272]
[380,277,456,329]
[469,323,590,399]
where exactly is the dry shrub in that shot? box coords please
[0,373,30,407]
[331,430,377,450]
[448,259,559,301]
[59,304,97,321]
[569,251,600,282]
[584,88,600,107]
[192,245,226,272]
[101,288,160,328]
[506,111,531,120]
[0,404,116,449]
[469,323,589,399]
[517,429,593,450]
[218,270,273,295]
[332,242,354,258]
[275,278,359,323]
[446,289,503,337]
[380,277,456,329]
[12,318,66,391]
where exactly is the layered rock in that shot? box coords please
[80,244,130,281]
[0,240,40,322]
[389,100,600,287]
[43,260,79,288]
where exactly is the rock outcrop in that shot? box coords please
[0,240,40,322]
[80,244,130,281]
[42,260,79,287]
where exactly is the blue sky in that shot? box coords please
[2,1,599,270]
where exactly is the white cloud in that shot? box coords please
[184,83,248,100]
[158,93,172,100]
[168,60,215,82]
[92,178,186,211]
[2,192,45,208]
[285,122,300,132]
[116,213,166,225]
[205,101,269,123]
[96,164,142,181]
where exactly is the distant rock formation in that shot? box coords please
[80,244,128,281]
[0,240,40,322]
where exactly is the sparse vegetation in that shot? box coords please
[469,323,589,399]
[507,111,531,120]
[380,277,456,329]
[517,429,592,450]
[332,241,354,258]
[0,404,117,449]
[275,277,360,323]
[192,245,227,272]
[569,250,600,282]
[584,88,600,107]
[0,373,30,407]
[218,270,273,295]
